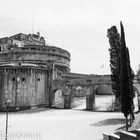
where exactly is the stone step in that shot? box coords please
[103,131,139,140]
[103,132,119,140]
[119,131,137,140]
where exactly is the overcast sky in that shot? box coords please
[0,0,140,74]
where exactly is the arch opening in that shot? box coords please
[52,89,64,108]
[71,85,86,110]
[133,86,139,112]
[94,84,115,111]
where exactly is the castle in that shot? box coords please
[0,33,70,111]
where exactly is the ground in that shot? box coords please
[0,95,126,140]
[73,95,116,111]
[130,112,140,130]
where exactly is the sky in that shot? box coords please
[0,0,140,74]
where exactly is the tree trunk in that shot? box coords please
[126,116,128,131]
[130,114,132,126]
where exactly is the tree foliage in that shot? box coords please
[107,23,135,129]
[107,26,121,98]
[120,22,134,118]
[119,22,135,130]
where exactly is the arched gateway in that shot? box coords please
[52,79,109,111]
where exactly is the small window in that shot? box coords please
[12,77,15,81]
[22,78,25,81]
[22,47,28,50]
[31,48,36,50]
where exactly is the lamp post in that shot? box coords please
[5,99,10,140]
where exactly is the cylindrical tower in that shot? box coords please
[0,45,70,111]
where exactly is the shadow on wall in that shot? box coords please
[95,85,113,95]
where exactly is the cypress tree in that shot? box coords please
[126,48,135,124]
[120,22,134,130]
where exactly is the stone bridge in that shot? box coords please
[51,74,140,111]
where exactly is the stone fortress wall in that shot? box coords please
[0,45,70,69]
[62,73,112,96]
[62,72,139,96]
